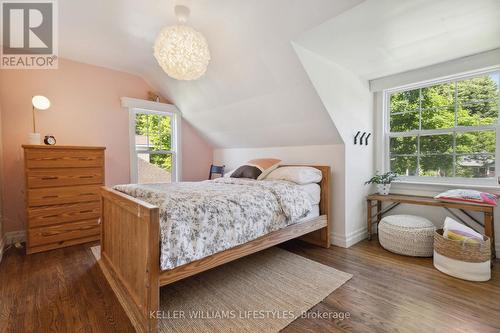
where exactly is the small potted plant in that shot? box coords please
[365,171,398,195]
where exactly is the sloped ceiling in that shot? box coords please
[294,0,500,81]
[59,0,365,148]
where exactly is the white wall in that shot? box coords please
[370,48,500,92]
[213,144,346,245]
[292,44,375,247]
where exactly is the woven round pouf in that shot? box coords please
[378,215,435,257]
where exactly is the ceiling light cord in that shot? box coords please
[175,5,190,23]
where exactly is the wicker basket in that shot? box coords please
[434,229,490,262]
[433,229,491,281]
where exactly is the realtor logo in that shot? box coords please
[1,0,58,68]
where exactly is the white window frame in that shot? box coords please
[121,97,182,183]
[382,67,500,187]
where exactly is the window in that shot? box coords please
[385,70,500,183]
[123,97,180,183]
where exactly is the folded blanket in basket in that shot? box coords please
[443,217,484,244]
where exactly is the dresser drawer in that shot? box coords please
[28,219,100,247]
[25,148,104,168]
[28,185,101,207]
[28,201,101,228]
[26,168,103,188]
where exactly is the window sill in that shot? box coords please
[392,179,500,194]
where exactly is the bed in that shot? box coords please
[98,165,331,333]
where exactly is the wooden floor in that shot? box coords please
[0,239,498,333]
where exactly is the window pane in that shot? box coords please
[390,111,419,132]
[421,107,455,130]
[421,83,455,109]
[148,114,161,149]
[390,155,417,176]
[137,153,172,183]
[135,113,172,151]
[457,75,499,105]
[456,130,496,154]
[420,134,453,154]
[157,115,172,150]
[390,89,419,114]
[456,154,495,178]
[420,155,453,177]
[135,113,150,150]
[457,101,498,126]
[390,136,417,155]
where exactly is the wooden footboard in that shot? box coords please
[99,188,160,333]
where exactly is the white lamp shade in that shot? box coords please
[153,25,210,80]
[32,95,51,110]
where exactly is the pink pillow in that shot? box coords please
[434,189,497,206]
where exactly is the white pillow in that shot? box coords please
[265,166,322,185]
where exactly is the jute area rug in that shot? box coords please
[91,246,352,333]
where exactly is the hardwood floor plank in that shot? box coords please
[282,240,500,333]
[0,243,135,333]
[0,238,498,333]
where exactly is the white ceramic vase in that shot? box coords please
[28,133,41,145]
[377,184,391,195]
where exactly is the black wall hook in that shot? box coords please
[360,132,366,144]
[354,131,361,145]
[354,131,371,146]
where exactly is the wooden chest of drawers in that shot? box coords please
[23,145,105,254]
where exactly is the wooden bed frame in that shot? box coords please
[98,165,331,333]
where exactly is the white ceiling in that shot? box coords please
[59,0,365,148]
[295,0,500,81]
[59,0,500,148]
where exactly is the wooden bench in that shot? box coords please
[367,193,496,259]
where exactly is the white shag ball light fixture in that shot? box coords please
[153,5,210,80]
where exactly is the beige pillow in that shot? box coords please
[230,158,281,180]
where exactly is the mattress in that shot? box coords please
[306,204,320,219]
[298,183,321,205]
[114,178,319,270]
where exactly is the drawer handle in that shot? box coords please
[78,157,93,161]
[45,214,59,218]
[79,176,94,179]
[80,210,92,213]
[41,176,58,180]
[42,195,58,199]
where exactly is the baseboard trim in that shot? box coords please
[5,230,26,245]
[331,227,368,248]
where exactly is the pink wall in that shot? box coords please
[0,58,213,233]
[181,121,213,181]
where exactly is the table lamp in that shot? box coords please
[29,95,50,144]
